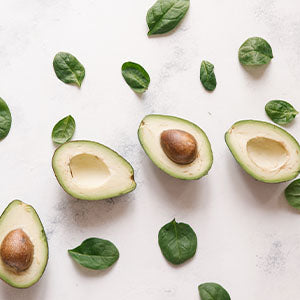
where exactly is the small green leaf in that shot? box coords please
[285,179,300,210]
[0,98,12,140]
[52,115,75,144]
[200,61,217,91]
[122,62,150,93]
[53,52,85,87]
[158,218,197,265]
[198,282,231,300]
[239,37,273,66]
[146,0,190,35]
[68,238,119,270]
[265,100,298,125]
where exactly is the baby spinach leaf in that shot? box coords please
[285,179,300,210]
[0,98,12,140]
[198,282,231,300]
[239,37,273,66]
[68,238,119,270]
[265,100,298,125]
[146,0,190,35]
[200,60,217,91]
[53,52,85,87]
[158,219,197,265]
[122,62,150,93]
[52,115,75,144]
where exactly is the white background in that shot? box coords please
[0,0,300,299]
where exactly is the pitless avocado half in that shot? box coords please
[225,120,300,183]
[0,200,48,288]
[52,140,136,200]
[138,114,213,180]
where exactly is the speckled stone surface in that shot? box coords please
[0,1,300,299]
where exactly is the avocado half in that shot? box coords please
[52,140,136,200]
[138,114,213,180]
[0,200,48,288]
[225,120,300,183]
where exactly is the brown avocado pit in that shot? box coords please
[0,228,34,272]
[160,129,198,165]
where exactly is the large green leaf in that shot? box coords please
[68,238,119,270]
[200,61,217,91]
[53,52,85,87]
[122,62,150,93]
[158,219,197,265]
[0,98,12,140]
[265,100,298,125]
[52,115,76,144]
[239,37,273,66]
[285,179,300,210]
[146,0,190,35]
[198,282,231,300]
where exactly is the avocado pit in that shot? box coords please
[160,129,198,165]
[0,228,34,272]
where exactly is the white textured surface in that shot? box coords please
[0,0,300,299]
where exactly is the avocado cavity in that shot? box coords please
[69,154,111,189]
[247,137,289,171]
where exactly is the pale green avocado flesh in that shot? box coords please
[225,120,300,183]
[138,114,213,180]
[0,200,48,288]
[52,140,136,200]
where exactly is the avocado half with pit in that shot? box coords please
[138,114,213,180]
[225,120,300,183]
[0,200,48,288]
[52,140,136,200]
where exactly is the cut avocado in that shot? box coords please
[138,114,213,180]
[0,200,48,288]
[52,140,136,200]
[225,120,300,183]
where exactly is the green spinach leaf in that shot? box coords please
[0,98,12,140]
[68,238,119,270]
[122,62,150,93]
[200,61,217,91]
[146,0,190,35]
[52,115,75,144]
[158,219,197,265]
[239,37,273,66]
[53,52,85,87]
[198,282,231,300]
[265,100,298,125]
[285,179,300,210]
